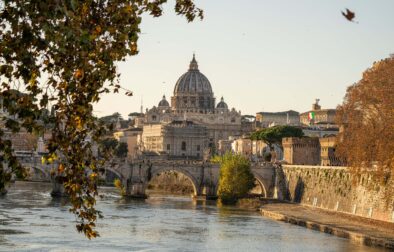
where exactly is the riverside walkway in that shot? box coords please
[260,203,394,250]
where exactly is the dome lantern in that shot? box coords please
[189,53,198,71]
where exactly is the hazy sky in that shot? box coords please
[94,0,394,118]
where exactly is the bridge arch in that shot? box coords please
[30,166,50,180]
[104,167,123,181]
[149,166,200,196]
[252,172,269,198]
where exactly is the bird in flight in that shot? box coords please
[342,8,357,23]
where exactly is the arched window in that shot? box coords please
[181,141,186,151]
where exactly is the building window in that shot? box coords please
[181,141,186,151]
[231,118,236,123]
[167,144,170,150]
[197,145,200,151]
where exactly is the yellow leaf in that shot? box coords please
[74,69,84,80]
[58,164,65,173]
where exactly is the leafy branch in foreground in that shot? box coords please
[0,0,202,238]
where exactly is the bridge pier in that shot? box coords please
[123,179,148,199]
[50,179,67,197]
[0,188,7,196]
[203,184,218,200]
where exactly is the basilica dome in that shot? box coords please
[173,54,213,95]
[216,97,228,109]
[158,95,169,107]
[171,55,216,113]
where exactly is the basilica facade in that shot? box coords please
[141,55,242,159]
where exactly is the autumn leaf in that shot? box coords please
[74,69,84,80]
[58,164,65,173]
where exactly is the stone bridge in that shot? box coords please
[105,159,277,199]
[20,155,279,200]
[17,156,53,181]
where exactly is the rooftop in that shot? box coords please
[257,110,299,116]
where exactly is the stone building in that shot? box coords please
[142,120,208,159]
[282,137,320,165]
[241,115,256,134]
[3,131,37,156]
[231,138,252,156]
[218,139,233,155]
[319,136,343,166]
[282,136,344,166]
[113,128,143,159]
[255,110,300,128]
[302,127,339,138]
[127,112,144,127]
[142,55,243,156]
[251,140,267,157]
[300,99,336,127]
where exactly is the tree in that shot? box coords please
[128,112,143,117]
[336,56,394,199]
[99,113,123,124]
[214,152,255,204]
[99,137,118,155]
[115,142,128,158]
[250,125,304,148]
[98,137,127,158]
[98,113,124,132]
[0,0,202,238]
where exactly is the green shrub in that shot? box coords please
[214,152,255,204]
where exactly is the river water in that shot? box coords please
[0,182,386,252]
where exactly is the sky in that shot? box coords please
[94,0,394,118]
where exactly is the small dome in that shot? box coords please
[158,95,169,107]
[216,97,228,109]
[173,54,213,95]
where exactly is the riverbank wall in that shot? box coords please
[278,165,394,223]
[260,203,394,249]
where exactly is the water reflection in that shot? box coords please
[0,182,388,252]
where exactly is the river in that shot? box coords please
[0,182,386,252]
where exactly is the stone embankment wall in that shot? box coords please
[280,165,394,223]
